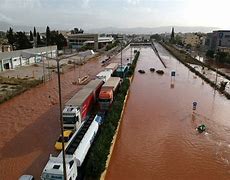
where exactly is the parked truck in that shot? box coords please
[112,64,129,78]
[99,77,121,110]
[105,63,118,74]
[41,115,102,180]
[63,79,103,131]
[96,69,113,82]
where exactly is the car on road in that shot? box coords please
[55,130,73,150]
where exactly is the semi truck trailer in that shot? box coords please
[96,69,112,82]
[41,115,102,180]
[63,79,103,131]
[99,77,121,110]
[105,63,118,74]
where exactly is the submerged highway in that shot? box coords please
[105,44,230,180]
[0,43,229,179]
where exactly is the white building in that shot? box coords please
[0,46,57,72]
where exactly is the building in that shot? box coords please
[183,33,201,47]
[204,30,230,52]
[0,45,13,53]
[0,46,57,72]
[67,33,113,50]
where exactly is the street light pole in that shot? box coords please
[57,59,67,180]
[121,42,123,68]
[120,41,123,78]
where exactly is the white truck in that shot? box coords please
[63,79,103,131]
[41,114,102,180]
[96,69,113,82]
[105,63,118,74]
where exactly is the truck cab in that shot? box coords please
[62,106,82,131]
[99,88,113,110]
[98,77,121,110]
[41,156,77,180]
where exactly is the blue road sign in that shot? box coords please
[171,71,176,76]
[193,102,197,110]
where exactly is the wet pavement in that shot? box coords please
[0,47,132,179]
[105,44,230,180]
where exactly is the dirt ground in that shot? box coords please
[0,47,131,179]
[0,53,97,81]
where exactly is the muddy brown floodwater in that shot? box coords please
[0,48,132,180]
[106,44,230,180]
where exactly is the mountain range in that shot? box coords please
[86,26,220,34]
[0,21,219,34]
[0,21,45,32]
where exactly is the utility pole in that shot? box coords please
[42,56,45,83]
[57,59,67,180]
[120,39,123,78]
[130,46,132,64]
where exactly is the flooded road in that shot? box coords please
[106,44,230,180]
[0,47,131,179]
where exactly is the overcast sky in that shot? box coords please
[0,0,230,30]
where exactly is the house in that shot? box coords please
[0,46,57,72]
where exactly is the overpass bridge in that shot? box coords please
[130,42,152,46]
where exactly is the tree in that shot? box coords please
[71,28,84,34]
[49,30,67,50]
[46,26,51,46]
[33,27,37,37]
[29,31,33,41]
[205,50,214,58]
[185,44,192,49]
[150,34,161,41]
[170,27,175,43]
[6,27,16,47]
[216,51,228,63]
[56,33,67,50]
[15,31,32,50]
[37,32,42,46]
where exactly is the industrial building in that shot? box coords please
[0,46,57,72]
[67,33,113,50]
[204,30,230,52]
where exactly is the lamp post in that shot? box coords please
[21,50,80,180]
[119,39,123,78]
[21,49,93,179]
[214,53,218,87]
[56,59,67,180]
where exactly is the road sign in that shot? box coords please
[171,71,176,77]
[193,101,197,110]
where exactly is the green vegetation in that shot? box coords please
[150,34,161,41]
[84,78,130,179]
[6,27,67,50]
[83,51,140,179]
[170,27,175,43]
[79,44,91,51]
[0,76,42,104]
[105,40,119,51]
[162,42,202,65]
[215,51,230,64]
[127,51,140,77]
[206,50,214,58]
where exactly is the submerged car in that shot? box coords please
[55,130,73,150]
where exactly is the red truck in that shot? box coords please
[63,79,103,131]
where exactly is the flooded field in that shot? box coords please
[0,48,131,179]
[106,44,230,180]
